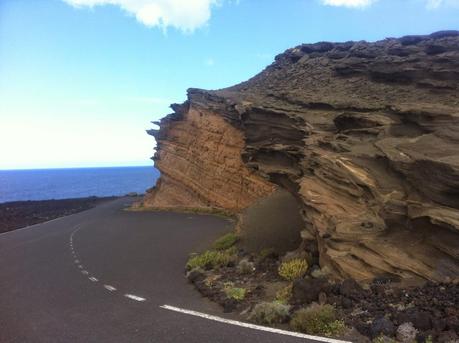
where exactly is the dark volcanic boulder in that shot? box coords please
[397,309,432,331]
[292,278,329,304]
[340,278,364,299]
[371,317,396,338]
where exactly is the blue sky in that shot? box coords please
[1,0,458,169]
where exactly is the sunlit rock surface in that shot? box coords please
[146,31,459,283]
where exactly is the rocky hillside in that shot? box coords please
[145,31,459,284]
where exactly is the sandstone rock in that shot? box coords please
[144,105,275,211]
[146,31,459,283]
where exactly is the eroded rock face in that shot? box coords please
[144,103,275,211]
[146,31,459,283]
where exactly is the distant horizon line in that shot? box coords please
[0,164,156,171]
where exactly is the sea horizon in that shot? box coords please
[0,165,159,203]
[0,164,153,171]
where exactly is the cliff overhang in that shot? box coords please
[144,31,459,283]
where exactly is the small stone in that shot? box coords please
[237,258,255,274]
[311,265,331,279]
[223,299,238,313]
[341,297,353,309]
[437,330,458,343]
[397,309,432,331]
[340,278,363,299]
[339,327,371,343]
[371,317,396,338]
[292,278,329,304]
[396,322,418,343]
[318,292,327,305]
[282,249,309,263]
[186,268,204,283]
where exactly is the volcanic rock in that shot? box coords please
[292,278,329,304]
[145,31,459,283]
[371,317,396,338]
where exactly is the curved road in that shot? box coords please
[0,198,337,343]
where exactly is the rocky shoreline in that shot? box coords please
[0,196,119,233]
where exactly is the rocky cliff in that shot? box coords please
[145,31,459,283]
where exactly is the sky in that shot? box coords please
[0,0,458,169]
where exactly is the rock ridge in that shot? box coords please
[145,31,459,283]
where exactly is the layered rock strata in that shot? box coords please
[146,31,459,283]
[144,103,275,211]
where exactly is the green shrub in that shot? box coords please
[290,304,346,337]
[248,301,291,325]
[278,259,308,281]
[323,320,346,337]
[372,335,396,343]
[213,232,238,250]
[186,250,233,270]
[223,283,247,301]
[224,245,238,256]
[237,258,255,274]
[275,283,293,304]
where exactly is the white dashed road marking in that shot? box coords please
[160,305,350,343]
[104,285,117,292]
[66,216,349,342]
[70,225,147,301]
[125,294,146,302]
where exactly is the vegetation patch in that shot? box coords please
[185,226,457,342]
[290,304,346,336]
[223,283,247,301]
[186,249,235,270]
[275,283,293,304]
[372,335,397,343]
[237,258,255,274]
[213,232,239,250]
[278,258,308,281]
[248,301,291,325]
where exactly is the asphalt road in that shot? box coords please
[0,197,333,343]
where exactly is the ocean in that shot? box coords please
[0,166,159,203]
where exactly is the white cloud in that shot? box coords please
[62,0,220,32]
[426,0,459,8]
[320,0,459,9]
[426,0,442,8]
[319,0,376,8]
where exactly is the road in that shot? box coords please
[0,198,340,343]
